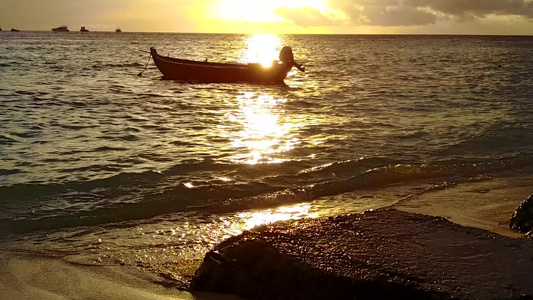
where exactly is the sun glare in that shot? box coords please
[226,92,300,165]
[242,34,281,67]
[237,203,317,230]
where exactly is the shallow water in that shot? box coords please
[1,32,533,273]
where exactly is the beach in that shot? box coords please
[1,32,533,298]
[0,253,193,300]
[1,174,531,299]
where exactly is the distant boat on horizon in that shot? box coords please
[11,28,20,32]
[52,25,69,32]
[80,26,89,32]
[115,28,122,33]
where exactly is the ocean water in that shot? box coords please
[1,32,533,276]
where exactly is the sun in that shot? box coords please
[242,34,281,66]
[215,0,330,22]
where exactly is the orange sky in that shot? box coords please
[1,0,532,35]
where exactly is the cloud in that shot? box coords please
[275,2,437,27]
[274,0,533,28]
[274,6,344,27]
[403,0,533,19]
[363,6,438,26]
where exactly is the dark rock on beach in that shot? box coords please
[510,194,533,234]
[191,209,533,300]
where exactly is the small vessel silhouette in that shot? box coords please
[148,46,305,84]
[80,26,89,32]
[52,25,69,32]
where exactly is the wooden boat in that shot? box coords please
[11,28,20,32]
[149,46,304,84]
[52,25,69,32]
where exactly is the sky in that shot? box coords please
[1,0,532,35]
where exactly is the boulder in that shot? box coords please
[510,194,533,234]
[191,209,533,300]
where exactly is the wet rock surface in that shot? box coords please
[510,194,533,234]
[192,209,533,300]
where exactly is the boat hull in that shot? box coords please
[52,26,69,32]
[150,48,293,84]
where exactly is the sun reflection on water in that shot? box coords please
[226,92,301,165]
[236,203,318,231]
[117,203,320,268]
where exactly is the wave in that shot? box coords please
[99,134,139,141]
[8,131,40,138]
[0,134,17,145]
[15,90,36,95]
[58,123,98,130]
[441,122,533,158]
[2,154,532,234]
[91,62,143,70]
[0,169,21,176]
[0,159,235,203]
[0,170,164,203]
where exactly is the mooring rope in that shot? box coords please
[137,51,152,76]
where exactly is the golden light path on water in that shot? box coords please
[226,92,302,165]
[123,203,321,266]
[237,203,319,230]
[122,34,317,265]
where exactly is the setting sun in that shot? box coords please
[241,34,281,66]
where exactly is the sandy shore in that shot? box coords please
[392,175,533,237]
[1,175,531,299]
[0,252,247,300]
[0,253,193,300]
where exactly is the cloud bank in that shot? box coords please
[275,0,533,27]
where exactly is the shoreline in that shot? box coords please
[391,175,533,238]
[1,175,531,299]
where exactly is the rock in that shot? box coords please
[510,194,533,234]
[191,209,533,300]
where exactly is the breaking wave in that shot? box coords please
[1,153,532,234]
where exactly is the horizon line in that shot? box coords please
[1,29,532,37]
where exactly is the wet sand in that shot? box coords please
[0,253,246,300]
[1,175,531,299]
[392,175,533,238]
[0,253,192,300]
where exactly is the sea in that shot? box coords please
[1,32,533,284]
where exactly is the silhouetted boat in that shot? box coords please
[149,47,304,84]
[80,26,89,32]
[11,28,20,32]
[52,25,69,32]
[115,28,121,33]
